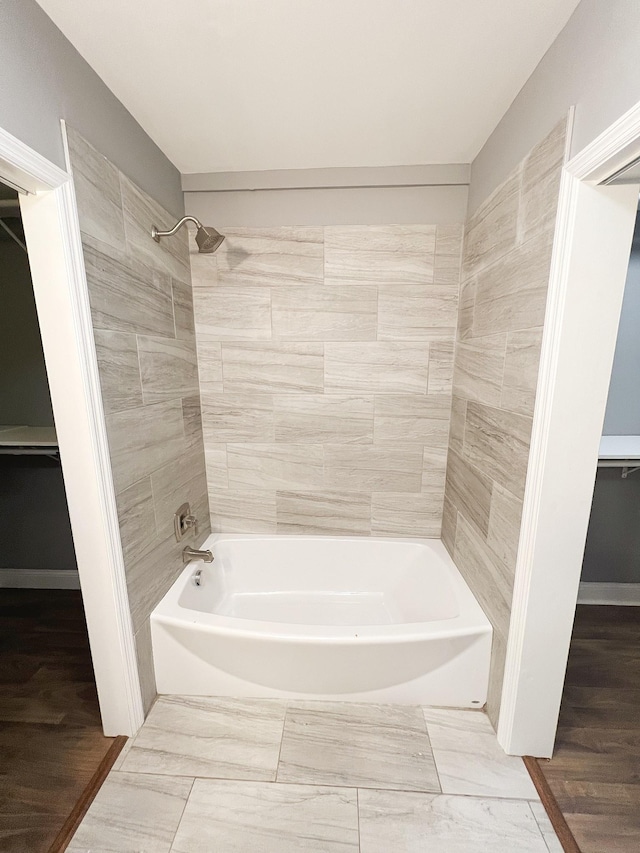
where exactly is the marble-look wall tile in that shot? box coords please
[121,173,191,282]
[443,119,567,732]
[371,492,442,537]
[453,514,514,642]
[172,277,196,339]
[434,225,464,286]
[192,224,462,536]
[486,483,524,572]
[428,341,455,394]
[83,235,175,337]
[216,226,324,288]
[464,402,532,500]
[227,444,324,490]
[444,448,492,538]
[196,341,223,394]
[93,329,143,413]
[151,452,210,541]
[472,227,553,337]
[210,490,277,533]
[453,334,507,407]
[520,119,566,241]
[67,127,125,252]
[501,329,543,416]
[463,170,520,277]
[134,620,157,715]
[272,285,376,341]
[194,286,271,341]
[325,225,436,286]
[204,445,229,490]
[276,491,371,535]
[69,130,210,716]
[441,496,457,556]
[116,477,157,567]
[274,395,373,444]
[202,393,275,443]
[138,336,199,404]
[378,285,457,341]
[373,395,450,446]
[106,400,186,494]
[325,343,429,394]
[222,342,324,393]
[324,445,424,492]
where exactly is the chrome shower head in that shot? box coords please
[195,224,225,254]
[151,216,225,254]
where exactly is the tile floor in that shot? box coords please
[68,697,562,852]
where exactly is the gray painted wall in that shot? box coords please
[581,469,640,583]
[603,214,640,435]
[0,0,183,216]
[185,185,468,227]
[0,237,54,426]
[469,0,640,213]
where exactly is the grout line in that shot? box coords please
[167,776,196,853]
[273,700,289,783]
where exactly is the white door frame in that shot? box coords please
[498,102,640,757]
[0,124,144,736]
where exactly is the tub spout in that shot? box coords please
[182,546,214,564]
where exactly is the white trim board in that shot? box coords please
[497,103,640,758]
[0,569,80,590]
[0,122,144,736]
[578,582,640,606]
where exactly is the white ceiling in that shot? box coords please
[36,0,580,175]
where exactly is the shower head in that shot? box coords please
[151,216,225,254]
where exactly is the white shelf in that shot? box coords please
[0,425,58,447]
[598,434,640,467]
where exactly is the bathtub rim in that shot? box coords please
[152,534,492,643]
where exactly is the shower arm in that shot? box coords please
[151,215,203,242]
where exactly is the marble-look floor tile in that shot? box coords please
[277,702,439,792]
[170,779,359,853]
[423,709,538,799]
[121,696,286,780]
[529,801,564,853]
[67,771,192,853]
[358,789,548,853]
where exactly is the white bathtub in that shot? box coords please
[151,534,492,707]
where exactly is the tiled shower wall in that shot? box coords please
[442,119,568,725]
[67,129,210,712]
[190,225,463,535]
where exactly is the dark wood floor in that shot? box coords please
[0,588,114,853]
[538,604,640,853]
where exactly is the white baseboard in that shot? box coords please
[0,568,81,589]
[578,581,640,606]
